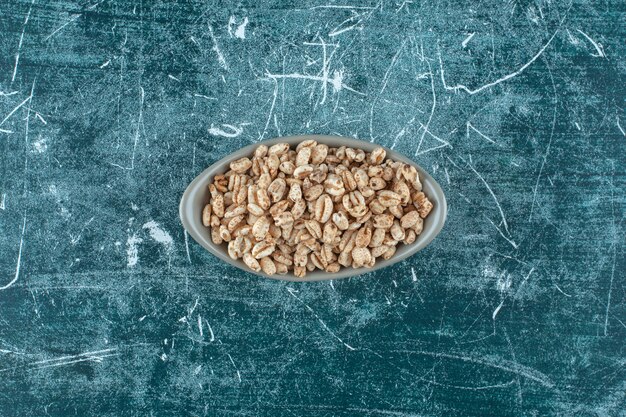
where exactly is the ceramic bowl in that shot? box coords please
[180,135,447,281]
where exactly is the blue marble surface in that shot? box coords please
[0,1,624,415]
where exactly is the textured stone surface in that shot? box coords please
[0,1,624,415]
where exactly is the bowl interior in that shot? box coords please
[180,135,447,282]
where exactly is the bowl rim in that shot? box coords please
[179,134,447,282]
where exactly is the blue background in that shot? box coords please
[0,0,624,415]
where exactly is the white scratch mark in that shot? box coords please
[522,267,535,285]
[467,122,496,144]
[308,5,375,10]
[458,192,471,204]
[318,36,330,105]
[416,123,451,156]
[11,0,35,83]
[485,216,518,249]
[32,348,119,367]
[208,123,243,138]
[0,93,33,127]
[44,13,82,41]
[35,113,47,124]
[576,29,605,57]
[194,93,216,100]
[613,317,626,330]
[264,70,363,97]
[258,78,278,141]
[0,129,13,134]
[184,230,192,264]
[410,268,424,303]
[391,115,415,149]
[468,162,511,235]
[126,234,143,267]
[100,59,110,68]
[226,353,241,382]
[208,25,228,70]
[0,349,24,355]
[227,16,236,37]
[617,116,625,136]
[197,315,204,337]
[604,164,617,336]
[553,283,571,297]
[34,353,120,370]
[287,288,356,351]
[168,74,181,82]
[189,297,199,316]
[494,268,534,320]
[371,40,406,140]
[0,194,5,210]
[440,379,517,391]
[23,82,34,187]
[529,60,557,222]
[439,30,559,95]
[406,350,555,388]
[565,29,579,45]
[444,167,450,184]
[415,61,452,156]
[273,113,281,137]
[190,139,196,172]
[396,0,413,13]
[0,216,26,291]
[109,87,144,170]
[492,300,504,320]
[329,21,360,37]
[461,32,475,48]
[302,40,339,47]
[69,216,94,245]
[445,155,460,169]
[205,319,215,342]
[0,348,119,373]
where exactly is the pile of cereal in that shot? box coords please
[202,141,433,277]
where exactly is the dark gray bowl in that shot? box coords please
[180,135,447,281]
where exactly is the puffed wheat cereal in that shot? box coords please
[203,142,434,277]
